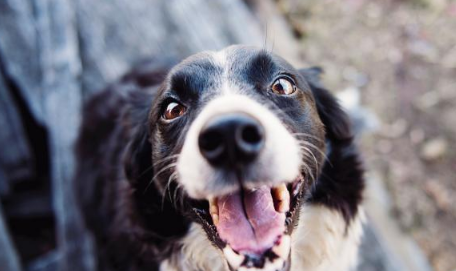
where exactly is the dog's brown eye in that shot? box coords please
[271,78,296,95]
[163,102,186,120]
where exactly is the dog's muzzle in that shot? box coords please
[177,94,304,271]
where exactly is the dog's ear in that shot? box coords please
[300,68,364,224]
[124,125,152,185]
[123,92,154,186]
[299,67,353,143]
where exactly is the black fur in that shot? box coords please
[75,64,190,271]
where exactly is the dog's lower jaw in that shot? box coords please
[159,206,364,271]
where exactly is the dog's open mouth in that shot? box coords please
[192,176,306,271]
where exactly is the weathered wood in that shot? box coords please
[0,66,34,197]
[0,0,95,270]
[34,0,95,270]
[0,0,46,124]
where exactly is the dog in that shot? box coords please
[75,45,364,271]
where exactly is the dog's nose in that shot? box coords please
[198,114,265,167]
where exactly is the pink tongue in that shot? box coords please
[216,186,286,255]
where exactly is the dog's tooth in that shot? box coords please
[263,258,284,271]
[223,246,244,270]
[210,202,218,215]
[272,184,290,213]
[209,198,219,225]
[209,198,218,214]
[209,197,218,211]
[212,214,219,226]
[277,201,289,213]
[272,235,291,260]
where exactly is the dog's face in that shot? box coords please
[148,45,327,271]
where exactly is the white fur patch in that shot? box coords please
[210,48,236,95]
[160,223,228,271]
[211,49,227,68]
[291,206,365,271]
[177,94,301,199]
[160,206,364,271]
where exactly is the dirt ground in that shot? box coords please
[276,0,456,270]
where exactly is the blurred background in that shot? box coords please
[0,0,454,271]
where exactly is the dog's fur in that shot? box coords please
[75,46,364,271]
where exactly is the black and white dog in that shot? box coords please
[75,45,364,271]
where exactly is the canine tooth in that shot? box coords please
[223,246,244,270]
[209,198,219,225]
[209,198,218,212]
[273,184,288,200]
[212,214,219,226]
[277,200,290,213]
[272,235,291,260]
[272,184,290,213]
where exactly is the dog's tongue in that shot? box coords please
[217,186,286,254]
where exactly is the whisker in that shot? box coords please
[173,182,185,209]
[299,158,316,184]
[152,154,180,168]
[138,154,180,179]
[299,145,320,175]
[297,140,332,168]
[144,162,178,194]
[161,171,179,209]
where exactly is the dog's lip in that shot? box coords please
[191,175,305,271]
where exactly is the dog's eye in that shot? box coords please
[163,102,186,120]
[271,78,296,95]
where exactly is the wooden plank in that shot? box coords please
[0,0,96,270]
[0,0,46,124]
[0,66,34,197]
[33,0,96,270]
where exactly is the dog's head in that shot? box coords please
[132,45,352,271]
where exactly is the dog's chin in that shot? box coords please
[190,175,307,271]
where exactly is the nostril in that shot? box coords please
[241,124,263,145]
[237,122,264,156]
[199,130,223,152]
[199,129,225,163]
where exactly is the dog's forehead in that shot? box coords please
[210,45,266,68]
[172,46,292,80]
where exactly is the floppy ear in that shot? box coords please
[123,93,155,186]
[299,67,353,143]
[299,68,363,224]
[124,127,153,188]
[122,61,172,185]
[122,91,190,244]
